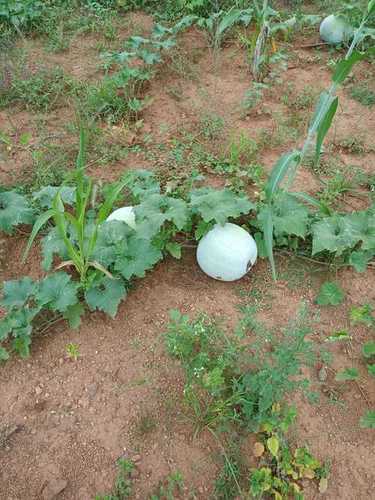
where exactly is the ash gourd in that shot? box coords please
[320,14,353,45]
[197,223,257,282]
[106,206,136,229]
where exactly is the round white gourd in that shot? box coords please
[320,15,352,45]
[197,223,257,282]
[107,206,136,229]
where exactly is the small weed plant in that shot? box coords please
[165,305,326,497]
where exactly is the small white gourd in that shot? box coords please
[107,206,136,229]
[320,15,352,45]
[197,223,257,282]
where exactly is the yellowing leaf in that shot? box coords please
[254,442,265,457]
[303,468,315,479]
[319,477,328,493]
[267,436,279,457]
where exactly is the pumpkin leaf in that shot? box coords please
[1,277,36,309]
[190,188,254,225]
[36,272,80,313]
[0,191,34,234]
[316,282,344,306]
[85,276,126,318]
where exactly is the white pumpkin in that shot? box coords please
[107,206,136,229]
[320,15,352,45]
[197,223,257,282]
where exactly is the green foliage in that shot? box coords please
[360,410,375,429]
[165,305,317,432]
[0,0,44,27]
[0,272,80,358]
[350,304,374,326]
[66,342,80,360]
[0,67,77,112]
[258,6,374,279]
[316,282,345,306]
[350,83,375,107]
[196,6,252,49]
[0,191,34,234]
[150,471,184,500]
[363,341,375,358]
[335,367,359,381]
[95,458,134,500]
[249,431,327,500]
[190,187,254,226]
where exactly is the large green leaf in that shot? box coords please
[312,216,357,255]
[272,193,310,238]
[0,191,34,234]
[33,186,76,209]
[36,272,80,312]
[190,188,254,225]
[316,281,344,306]
[114,236,162,280]
[135,194,189,238]
[1,277,36,309]
[41,227,69,270]
[63,303,85,329]
[85,276,127,318]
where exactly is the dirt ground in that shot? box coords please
[0,10,375,500]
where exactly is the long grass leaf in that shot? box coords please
[22,209,55,263]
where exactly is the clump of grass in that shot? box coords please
[350,83,375,107]
[0,66,78,111]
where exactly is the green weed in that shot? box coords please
[350,83,375,107]
[0,67,78,112]
[95,458,134,500]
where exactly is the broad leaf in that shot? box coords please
[190,188,254,225]
[37,272,80,312]
[312,216,359,256]
[33,186,76,209]
[272,193,310,238]
[41,227,69,270]
[114,236,162,280]
[0,191,34,234]
[0,346,9,361]
[135,194,189,238]
[367,364,375,377]
[85,276,127,318]
[348,250,375,273]
[166,242,182,259]
[316,281,344,306]
[267,436,279,457]
[1,277,36,309]
[63,303,85,329]
[92,220,131,268]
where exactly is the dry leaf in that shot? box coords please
[253,442,265,457]
[319,477,328,494]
